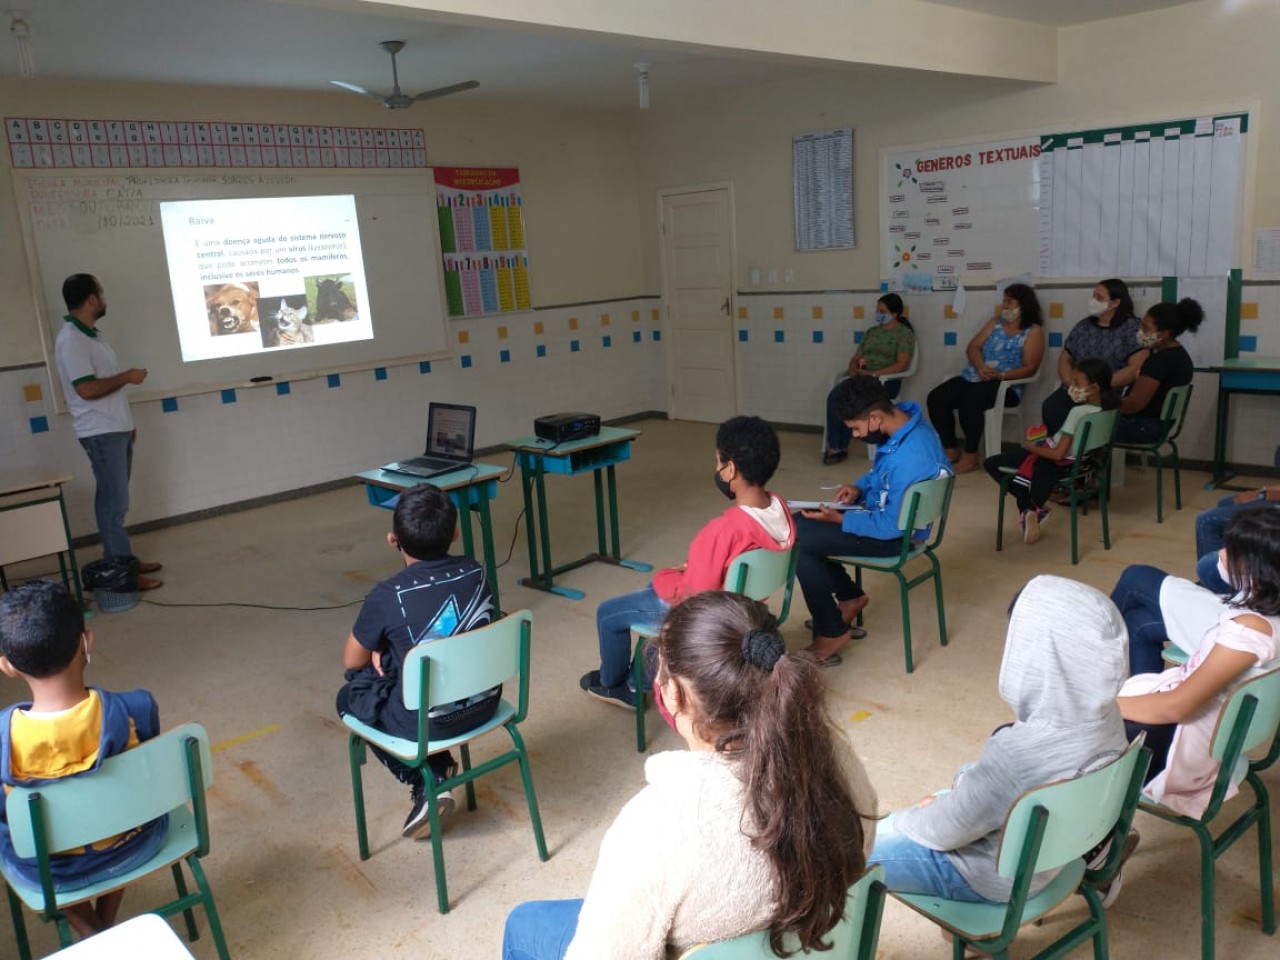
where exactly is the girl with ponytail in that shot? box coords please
[502,591,878,960]
[1115,297,1202,444]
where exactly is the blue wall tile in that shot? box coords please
[1239,335,1258,353]
[500,349,511,363]
[1048,332,1063,348]
[276,382,291,396]
[570,340,580,353]
[854,330,864,344]
[221,389,237,404]
[419,360,432,374]
[461,354,473,368]
[652,330,662,342]
[812,331,824,344]
[374,367,388,381]
[774,330,785,343]
[944,332,958,346]
[536,344,547,358]
[738,329,748,342]
[632,330,641,343]
[327,373,341,388]
[28,416,48,434]
[161,397,178,413]
[602,335,612,348]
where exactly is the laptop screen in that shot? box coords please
[425,402,476,460]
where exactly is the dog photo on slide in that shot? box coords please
[205,281,261,336]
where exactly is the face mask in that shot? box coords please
[713,467,735,500]
[1135,330,1160,349]
[1001,307,1021,323]
[858,418,889,446]
[1067,385,1090,403]
[875,311,892,325]
[655,680,678,732]
[1087,297,1110,316]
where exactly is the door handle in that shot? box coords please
[721,296,730,315]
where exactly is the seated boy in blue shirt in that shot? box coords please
[337,483,499,841]
[0,581,167,941]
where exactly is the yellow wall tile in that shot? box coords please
[853,305,865,319]
[651,308,660,322]
[458,330,470,345]
[631,310,640,322]
[569,317,579,330]
[533,321,544,335]
[497,325,508,340]
[737,306,748,320]
[1048,302,1065,319]
[1241,302,1259,320]
[812,306,824,319]
[600,313,611,326]
[773,306,785,320]
[943,305,957,320]
[22,383,42,403]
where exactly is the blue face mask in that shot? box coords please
[875,312,892,325]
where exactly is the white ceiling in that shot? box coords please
[2,0,1206,108]
[924,0,1200,25]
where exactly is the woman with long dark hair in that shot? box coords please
[1114,297,1202,444]
[502,591,877,959]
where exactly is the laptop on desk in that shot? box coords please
[382,402,477,480]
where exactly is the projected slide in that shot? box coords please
[159,195,373,362]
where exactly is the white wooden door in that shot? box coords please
[660,187,736,423]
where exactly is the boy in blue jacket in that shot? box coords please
[795,376,952,663]
[0,581,166,940]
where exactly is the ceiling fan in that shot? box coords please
[330,40,478,109]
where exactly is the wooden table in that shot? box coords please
[504,427,651,600]
[0,471,86,612]
[1206,358,1280,489]
[354,462,506,612]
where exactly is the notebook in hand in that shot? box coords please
[382,402,477,479]
[786,500,867,512]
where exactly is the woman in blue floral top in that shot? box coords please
[927,283,1045,473]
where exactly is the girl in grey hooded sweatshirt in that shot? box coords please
[868,575,1129,902]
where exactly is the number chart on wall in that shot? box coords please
[434,166,530,318]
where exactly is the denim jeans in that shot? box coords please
[596,585,668,688]
[502,899,583,960]
[1110,564,1170,676]
[793,513,899,638]
[867,813,992,902]
[79,431,134,560]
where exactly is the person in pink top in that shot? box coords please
[1114,506,1280,818]
[579,417,796,709]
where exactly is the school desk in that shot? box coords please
[0,470,87,613]
[51,912,194,958]
[503,426,652,600]
[354,462,506,612]
[1206,358,1280,489]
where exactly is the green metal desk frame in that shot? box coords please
[355,463,505,613]
[1206,359,1280,490]
[506,427,652,601]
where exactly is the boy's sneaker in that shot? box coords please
[1086,829,1140,908]
[1020,509,1038,544]
[579,670,635,709]
[402,774,458,841]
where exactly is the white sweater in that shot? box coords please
[564,748,878,960]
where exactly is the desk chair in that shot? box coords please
[982,363,1043,461]
[342,610,549,914]
[0,723,228,960]
[995,409,1118,564]
[1137,666,1280,960]
[893,739,1149,960]
[678,865,885,960]
[829,474,954,674]
[630,546,797,752]
[821,347,921,459]
[1113,383,1192,523]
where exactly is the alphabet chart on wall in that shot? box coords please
[433,166,531,317]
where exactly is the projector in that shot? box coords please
[535,412,601,444]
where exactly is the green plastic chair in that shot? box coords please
[678,865,886,959]
[630,545,797,752]
[1137,666,1280,960]
[830,474,954,674]
[995,409,1118,565]
[893,739,1150,960]
[342,609,549,914]
[1114,382,1192,523]
[0,722,229,960]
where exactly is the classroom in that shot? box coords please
[1,0,1279,957]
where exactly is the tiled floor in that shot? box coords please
[1,417,1276,959]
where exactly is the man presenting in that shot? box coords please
[54,274,162,590]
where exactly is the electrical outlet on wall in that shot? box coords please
[784,268,795,284]
[750,268,761,286]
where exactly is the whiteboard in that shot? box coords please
[15,170,451,404]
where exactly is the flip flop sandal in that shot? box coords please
[818,654,843,668]
[804,618,867,640]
